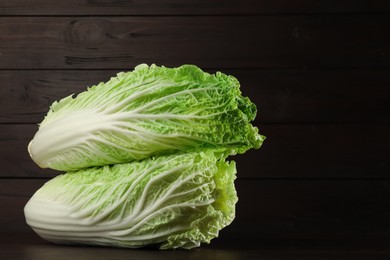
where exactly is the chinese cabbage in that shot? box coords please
[28,64,264,171]
[24,151,237,249]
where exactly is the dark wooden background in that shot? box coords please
[1,1,390,258]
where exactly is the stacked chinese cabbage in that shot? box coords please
[24,64,264,249]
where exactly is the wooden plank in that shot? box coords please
[0,124,66,178]
[1,69,389,124]
[0,1,390,15]
[232,180,390,245]
[1,124,388,178]
[0,179,44,233]
[0,15,389,69]
[0,70,112,124]
[238,123,390,179]
[2,178,390,247]
[234,69,390,123]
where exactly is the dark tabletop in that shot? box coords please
[1,232,390,260]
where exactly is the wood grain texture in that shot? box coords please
[0,0,389,15]
[1,124,388,179]
[0,15,388,69]
[3,178,390,245]
[1,69,389,124]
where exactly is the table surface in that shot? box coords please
[1,232,390,260]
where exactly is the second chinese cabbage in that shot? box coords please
[24,150,237,249]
